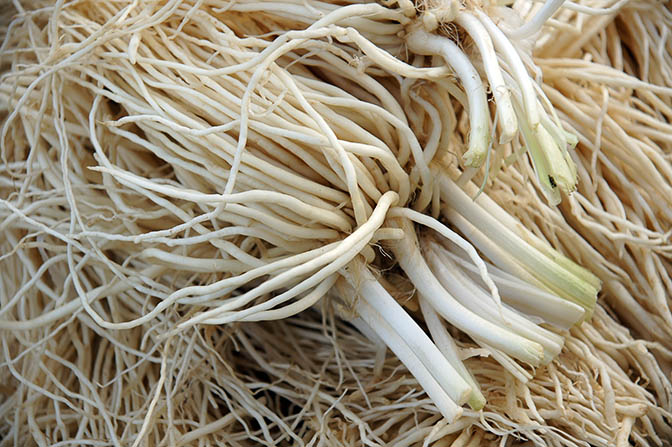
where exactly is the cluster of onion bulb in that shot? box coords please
[0,0,608,435]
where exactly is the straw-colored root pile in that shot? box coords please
[0,302,668,446]
[1,0,671,446]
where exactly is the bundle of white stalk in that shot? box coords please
[490,0,672,387]
[534,1,672,353]
[443,0,672,440]
[0,0,664,444]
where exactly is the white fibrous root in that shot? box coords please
[1,0,669,445]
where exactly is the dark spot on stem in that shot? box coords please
[548,175,557,188]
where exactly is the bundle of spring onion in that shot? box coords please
[0,0,669,445]
[495,0,672,385]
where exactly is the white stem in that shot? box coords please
[456,12,518,143]
[438,175,598,314]
[419,298,486,410]
[425,243,564,364]
[536,118,578,194]
[406,29,490,167]
[388,207,501,307]
[512,97,562,204]
[392,219,544,366]
[346,262,472,405]
[441,206,546,291]
[475,11,540,128]
[350,313,463,422]
[439,246,584,329]
[456,173,599,290]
